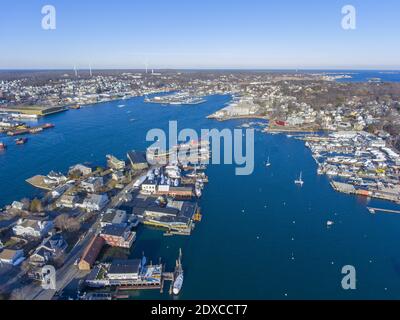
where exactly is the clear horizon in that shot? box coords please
[1,0,400,69]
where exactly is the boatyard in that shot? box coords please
[301,131,400,203]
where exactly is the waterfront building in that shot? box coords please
[107,259,142,281]
[127,151,149,170]
[100,225,136,249]
[100,209,128,228]
[144,206,180,219]
[45,171,68,185]
[68,164,93,176]
[106,154,126,171]
[157,186,193,199]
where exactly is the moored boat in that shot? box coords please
[0,142,6,150]
[294,171,304,186]
[173,249,184,295]
[173,272,184,295]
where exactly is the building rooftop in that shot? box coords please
[101,225,128,237]
[127,150,147,165]
[109,259,141,275]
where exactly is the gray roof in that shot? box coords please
[101,225,127,237]
[127,151,147,165]
[145,205,179,216]
[181,202,197,218]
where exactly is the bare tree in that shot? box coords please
[54,214,81,232]
[29,198,43,213]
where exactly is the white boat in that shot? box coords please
[327,220,334,227]
[173,249,184,295]
[173,272,184,295]
[294,172,304,186]
[195,186,202,198]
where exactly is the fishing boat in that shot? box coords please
[294,172,304,186]
[15,137,28,145]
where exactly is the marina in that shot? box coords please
[301,131,400,204]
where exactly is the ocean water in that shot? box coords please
[1,92,400,299]
[319,70,400,83]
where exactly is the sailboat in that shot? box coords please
[294,171,304,186]
[265,156,271,167]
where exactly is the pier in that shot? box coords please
[26,175,53,190]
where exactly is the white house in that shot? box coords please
[12,217,54,238]
[81,194,109,212]
[81,177,104,193]
[44,171,68,185]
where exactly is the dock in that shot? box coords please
[26,175,52,190]
[367,207,400,214]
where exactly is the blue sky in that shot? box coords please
[0,0,399,69]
